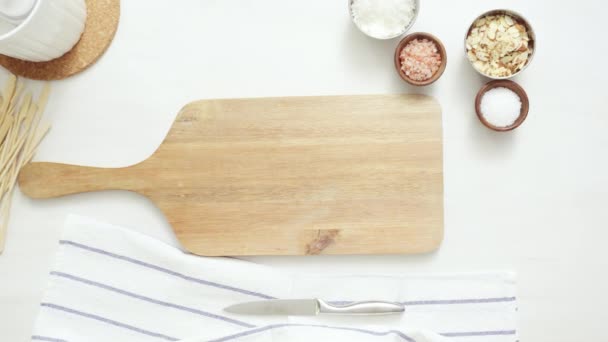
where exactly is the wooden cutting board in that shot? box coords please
[18,94,443,256]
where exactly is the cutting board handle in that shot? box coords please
[17,162,138,198]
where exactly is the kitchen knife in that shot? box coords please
[224,299,404,316]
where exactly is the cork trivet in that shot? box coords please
[0,0,120,80]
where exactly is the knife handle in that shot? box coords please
[317,300,404,315]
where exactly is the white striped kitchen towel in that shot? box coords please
[31,215,517,342]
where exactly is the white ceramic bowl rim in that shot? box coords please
[0,0,41,40]
[348,0,420,40]
[464,8,536,80]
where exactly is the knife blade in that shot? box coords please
[224,299,404,316]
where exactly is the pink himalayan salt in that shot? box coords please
[399,38,442,82]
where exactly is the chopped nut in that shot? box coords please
[466,13,533,77]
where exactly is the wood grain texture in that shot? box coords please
[18,94,444,256]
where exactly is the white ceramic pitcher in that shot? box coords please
[0,0,86,62]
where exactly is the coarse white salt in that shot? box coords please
[480,87,522,127]
[351,0,416,39]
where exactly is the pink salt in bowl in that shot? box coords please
[394,32,447,86]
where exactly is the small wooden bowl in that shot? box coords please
[394,32,447,86]
[475,80,529,132]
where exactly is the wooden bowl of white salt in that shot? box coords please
[475,80,529,132]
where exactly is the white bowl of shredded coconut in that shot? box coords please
[349,0,419,39]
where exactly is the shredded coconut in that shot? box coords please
[480,87,522,127]
[351,0,416,39]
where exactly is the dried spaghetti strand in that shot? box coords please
[0,76,50,253]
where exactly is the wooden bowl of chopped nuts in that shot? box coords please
[394,32,447,86]
[465,9,536,79]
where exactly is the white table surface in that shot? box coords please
[1,0,607,341]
